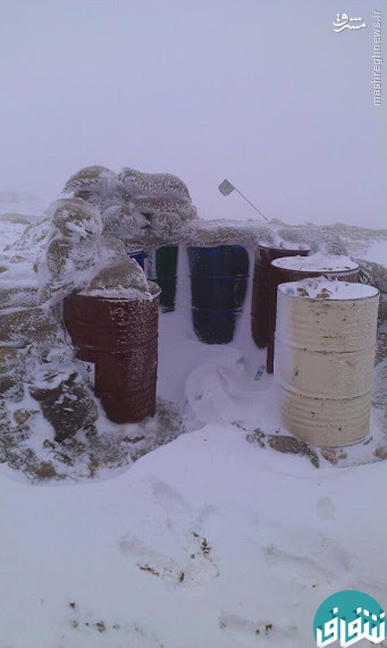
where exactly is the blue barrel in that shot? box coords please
[127,248,145,269]
[188,245,249,344]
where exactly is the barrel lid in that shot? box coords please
[278,278,379,301]
[271,252,358,272]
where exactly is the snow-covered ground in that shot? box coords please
[0,203,386,648]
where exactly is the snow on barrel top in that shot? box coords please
[279,277,379,300]
[272,251,358,273]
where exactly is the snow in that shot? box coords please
[366,240,387,266]
[0,210,386,647]
[272,252,359,273]
[279,278,380,300]
[1,426,386,648]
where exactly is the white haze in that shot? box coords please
[0,0,385,227]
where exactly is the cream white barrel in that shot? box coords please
[275,279,379,447]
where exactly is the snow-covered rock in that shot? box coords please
[29,370,98,442]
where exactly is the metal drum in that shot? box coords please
[145,245,179,313]
[267,255,360,373]
[276,279,379,446]
[188,245,249,344]
[126,246,145,270]
[251,243,310,349]
[63,283,160,424]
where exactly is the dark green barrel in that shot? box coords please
[146,245,178,313]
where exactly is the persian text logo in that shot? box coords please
[313,590,386,647]
[333,14,366,32]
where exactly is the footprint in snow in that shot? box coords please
[118,480,219,590]
[316,496,336,521]
[67,603,165,647]
[218,611,298,647]
[260,523,351,589]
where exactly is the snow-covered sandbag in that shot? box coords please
[149,212,187,243]
[38,199,103,305]
[118,168,191,201]
[122,229,164,249]
[3,218,51,266]
[63,165,120,200]
[48,198,103,241]
[276,225,348,256]
[85,256,152,300]
[130,197,197,221]
[101,204,149,237]
[0,347,24,402]
[0,306,66,349]
[183,218,274,248]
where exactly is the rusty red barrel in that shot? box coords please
[266,255,360,374]
[251,243,310,349]
[63,285,160,423]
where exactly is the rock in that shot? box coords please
[30,371,98,442]
[0,307,65,348]
[13,409,38,425]
[0,375,24,401]
[246,428,266,448]
[320,448,348,465]
[267,434,320,468]
[374,446,387,460]
[0,348,19,372]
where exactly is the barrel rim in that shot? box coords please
[125,246,145,254]
[66,283,161,303]
[271,256,359,272]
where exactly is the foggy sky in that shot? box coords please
[1,0,385,227]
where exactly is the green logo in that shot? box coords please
[314,590,386,646]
